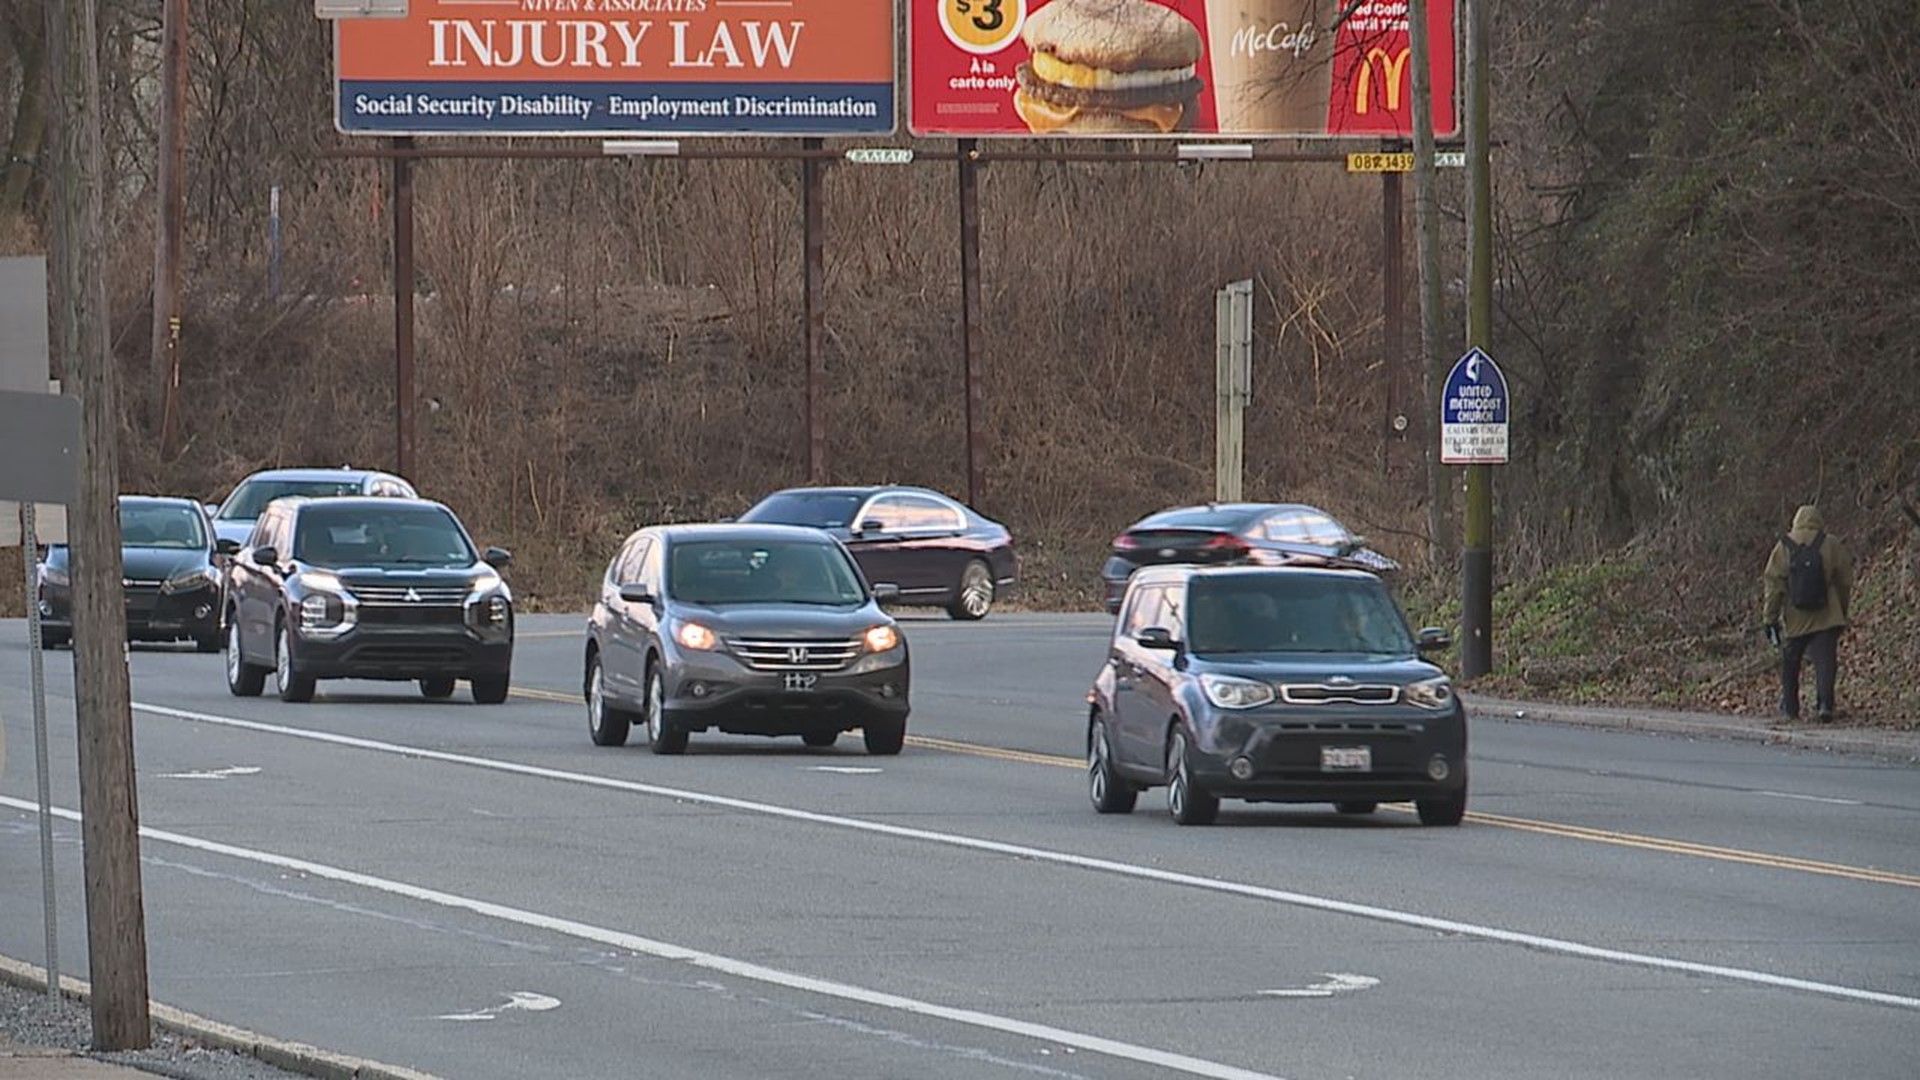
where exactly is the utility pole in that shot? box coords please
[1461,0,1495,677]
[45,0,153,1050]
[956,139,986,510]
[1406,0,1449,565]
[392,135,416,480]
[150,0,187,454]
[801,137,826,484]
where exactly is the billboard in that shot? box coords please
[909,0,1456,138]
[335,0,896,137]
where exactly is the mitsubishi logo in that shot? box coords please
[404,588,422,603]
[788,646,811,665]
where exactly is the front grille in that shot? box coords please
[1279,683,1401,705]
[344,643,472,665]
[349,583,471,605]
[359,606,467,626]
[1266,719,1423,734]
[723,636,863,672]
[124,582,162,614]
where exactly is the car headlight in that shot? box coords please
[299,592,355,634]
[294,570,344,595]
[863,625,899,652]
[40,565,70,588]
[162,566,220,593]
[675,620,718,651]
[1405,676,1455,711]
[1200,674,1276,710]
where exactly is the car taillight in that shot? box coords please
[1201,534,1249,554]
[1112,533,1141,550]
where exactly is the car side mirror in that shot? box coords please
[215,538,241,556]
[717,515,736,523]
[872,583,901,602]
[205,503,221,517]
[1135,626,1180,651]
[483,546,513,570]
[251,546,279,569]
[618,583,655,606]
[857,519,886,535]
[1416,627,1452,652]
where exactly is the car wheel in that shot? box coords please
[1166,729,1218,826]
[946,560,994,621]
[1335,801,1378,815]
[194,633,221,654]
[643,664,687,755]
[41,629,70,650]
[470,675,510,705]
[420,678,456,700]
[225,616,265,698]
[801,730,838,748]
[863,717,906,756]
[586,656,631,747]
[275,619,315,703]
[1417,787,1468,827]
[1088,717,1137,814]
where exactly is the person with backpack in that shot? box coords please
[1762,504,1855,722]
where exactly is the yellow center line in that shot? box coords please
[502,690,1916,889]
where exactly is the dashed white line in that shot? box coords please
[1757,791,1865,806]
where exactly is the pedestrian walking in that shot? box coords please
[1762,504,1855,722]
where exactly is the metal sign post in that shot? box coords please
[1214,279,1253,503]
[21,501,58,999]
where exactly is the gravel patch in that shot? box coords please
[0,980,314,1080]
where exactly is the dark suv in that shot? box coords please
[223,497,514,703]
[583,523,910,755]
[1087,565,1467,826]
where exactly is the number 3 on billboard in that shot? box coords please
[940,0,1026,54]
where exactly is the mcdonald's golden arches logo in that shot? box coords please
[1354,46,1411,115]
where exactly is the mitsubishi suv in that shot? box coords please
[1087,564,1467,826]
[223,496,514,703]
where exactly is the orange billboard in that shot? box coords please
[335,0,896,136]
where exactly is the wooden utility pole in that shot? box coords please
[45,0,152,1050]
[392,135,416,479]
[150,0,187,452]
[801,137,826,484]
[1407,0,1450,565]
[1461,0,1495,677]
[956,140,985,510]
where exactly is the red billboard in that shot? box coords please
[909,0,1457,138]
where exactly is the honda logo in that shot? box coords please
[404,588,422,603]
[788,646,811,665]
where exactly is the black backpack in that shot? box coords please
[1781,531,1828,611]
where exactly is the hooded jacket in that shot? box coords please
[1762,505,1854,638]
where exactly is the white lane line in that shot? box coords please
[158,766,263,781]
[437,991,561,1022]
[812,766,883,775]
[0,793,1287,1080]
[1258,974,1379,999]
[127,701,1920,1013]
[1757,791,1865,807]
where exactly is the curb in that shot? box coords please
[1464,695,1920,764]
[0,955,442,1080]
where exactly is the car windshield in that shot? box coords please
[1186,575,1415,655]
[220,479,364,520]
[668,539,867,606]
[739,492,866,529]
[291,505,475,569]
[120,504,206,549]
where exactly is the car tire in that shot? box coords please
[1335,801,1378,815]
[1417,786,1468,827]
[947,560,994,621]
[801,730,838,748]
[1088,717,1137,814]
[194,633,221,654]
[275,619,316,704]
[41,630,69,650]
[863,717,906,756]
[470,675,510,705]
[420,677,456,700]
[1166,729,1219,826]
[225,616,266,698]
[643,664,687,755]
[585,656,631,747]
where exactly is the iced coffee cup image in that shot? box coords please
[1014,0,1206,135]
[1204,0,1334,134]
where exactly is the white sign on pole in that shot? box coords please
[1440,347,1510,465]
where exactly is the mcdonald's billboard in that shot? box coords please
[909,0,1456,138]
[333,0,896,137]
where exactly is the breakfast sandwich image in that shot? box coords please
[1013,0,1206,134]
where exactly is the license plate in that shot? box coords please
[782,672,819,692]
[1320,746,1372,772]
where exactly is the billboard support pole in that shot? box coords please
[957,139,986,510]
[1408,0,1451,568]
[802,137,827,485]
[392,135,416,480]
[1381,153,1403,478]
[1462,0,1494,678]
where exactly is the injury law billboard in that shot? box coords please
[334,0,896,137]
[909,0,1456,138]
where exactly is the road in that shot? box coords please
[3,613,1917,1080]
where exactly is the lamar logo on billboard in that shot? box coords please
[1352,45,1409,115]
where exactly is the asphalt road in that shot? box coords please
[2,613,1917,1080]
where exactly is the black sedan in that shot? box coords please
[1100,502,1400,612]
[737,485,1016,620]
[35,496,227,652]
[583,524,910,755]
